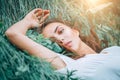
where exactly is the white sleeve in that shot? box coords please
[55,54,76,74]
[100,46,120,55]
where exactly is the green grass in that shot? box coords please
[0,0,120,80]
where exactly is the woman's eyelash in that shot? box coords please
[58,28,64,34]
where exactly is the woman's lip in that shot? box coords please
[64,41,72,47]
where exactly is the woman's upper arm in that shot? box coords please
[6,32,66,70]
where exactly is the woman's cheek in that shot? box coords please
[65,30,73,37]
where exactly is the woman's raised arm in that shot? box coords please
[5,8,66,70]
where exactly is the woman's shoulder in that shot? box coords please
[100,46,120,55]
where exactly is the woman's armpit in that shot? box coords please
[49,55,67,70]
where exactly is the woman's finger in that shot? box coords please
[37,15,42,21]
[33,8,42,14]
[37,10,50,21]
[43,13,50,20]
[43,10,50,15]
[35,9,49,17]
[36,10,49,17]
[39,13,50,24]
[35,10,43,17]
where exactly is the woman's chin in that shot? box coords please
[67,47,77,53]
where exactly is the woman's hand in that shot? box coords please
[23,8,50,28]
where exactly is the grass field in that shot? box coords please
[0,0,120,80]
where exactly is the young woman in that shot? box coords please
[5,8,120,80]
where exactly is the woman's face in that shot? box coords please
[42,22,81,52]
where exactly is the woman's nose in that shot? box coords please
[55,35,65,44]
[58,38,64,44]
[61,39,64,41]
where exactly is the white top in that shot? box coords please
[56,46,120,80]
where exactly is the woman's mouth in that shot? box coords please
[64,41,72,47]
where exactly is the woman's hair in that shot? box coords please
[38,18,108,53]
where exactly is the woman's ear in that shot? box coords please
[72,28,79,36]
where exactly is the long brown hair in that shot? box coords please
[38,18,108,53]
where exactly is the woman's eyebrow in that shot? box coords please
[54,25,61,33]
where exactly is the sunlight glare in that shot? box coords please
[88,0,99,4]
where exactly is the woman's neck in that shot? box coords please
[75,41,96,57]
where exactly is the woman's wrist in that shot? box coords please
[21,19,33,29]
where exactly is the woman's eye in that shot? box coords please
[58,29,64,34]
